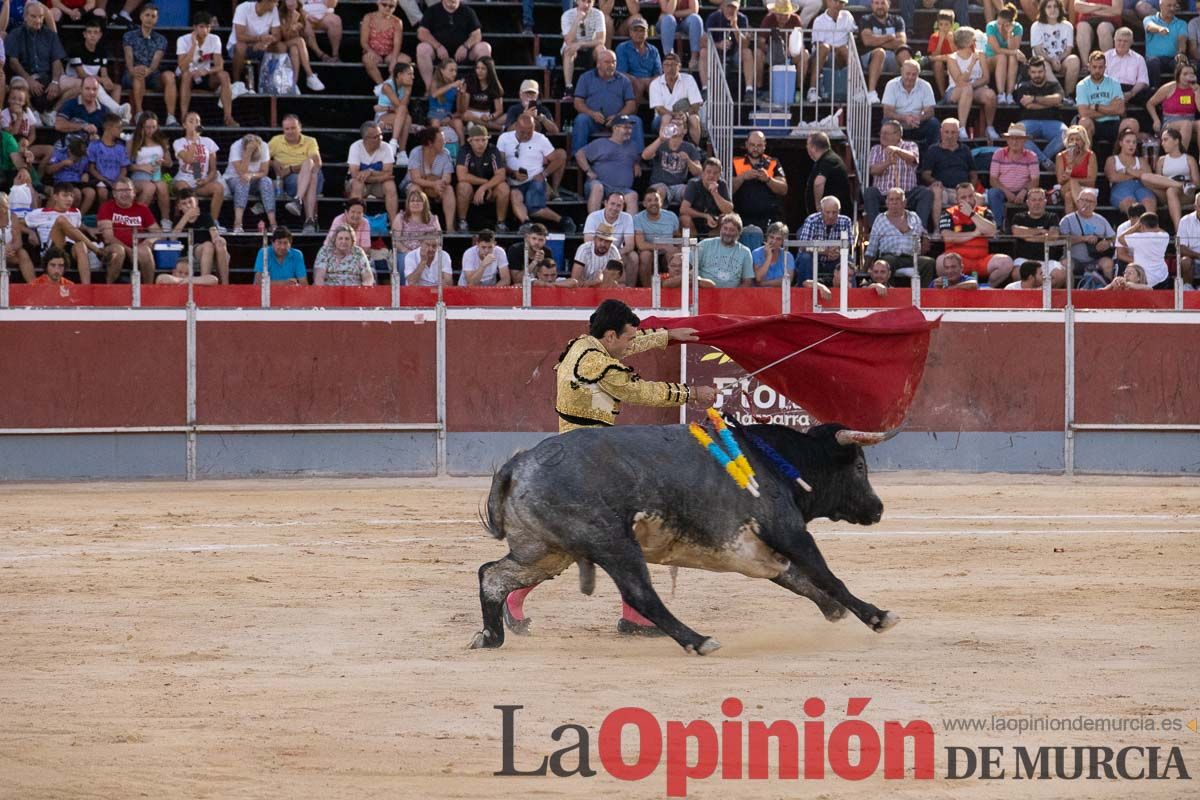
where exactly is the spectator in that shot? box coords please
[459,56,504,133]
[4,87,49,170]
[229,0,281,92]
[0,190,36,283]
[806,0,856,104]
[898,0,968,33]
[129,113,172,226]
[937,181,1011,281]
[633,186,680,284]
[459,229,511,286]
[316,224,376,286]
[584,190,638,283]
[54,73,105,138]
[1073,0,1120,56]
[658,0,704,69]
[1146,62,1199,153]
[302,0,343,63]
[504,79,560,136]
[643,121,702,206]
[865,187,934,285]
[1076,50,1126,150]
[700,0,759,102]
[1013,57,1067,171]
[804,132,851,217]
[48,1,106,25]
[572,47,642,155]
[415,0,490,90]
[7,1,66,116]
[426,58,464,145]
[392,186,442,256]
[1143,0,1188,89]
[881,58,939,148]
[1152,126,1199,230]
[984,4,1023,105]
[921,117,977,222]
[375,61,414,160]
[680,157,733,238]
[1007,186,1067,287]
[402,126,455,229]
[497,114,574,232]
[616,17,662,101]
[43,135,93,213]
[176,11,239,128]
[269,113,322,233]
[1055,124,1097,215]
[324,198,371,249]
[732,131,788,242]
[455,123,509,231]
[925,9,958,98]
[173,185,229,283]
[254,226,308,284]
[648,52,702,144]
[1105,128,1167,217]
[0,122,25,181]
[596,258,625,287]
[1115,212,1173,289]
[1101,261,1152,290]
[31,245,71,285]
[121,2,175,124]
[859,0,909,105]
[797,196,854,282]
[24,182,106,283]
[561,0,606,96]
[696,212,753,287]
[864,119,931,227]
[347,121,399,221]
[64,15,130,122]
[929,251,979,288]
[96,175,158,284]
[154,260,219,285]
[987,123,1039,230]
[86,112,129,205]
[273,1,324,92]
[174,111,224,226]
[759,0,807,106]
[1030,0,1079,97]
[360,0,406,86]
[505,221,554,283]
[1004,259,1044,290]
[859,257,896,295]
[1059,188,1115,281]
[1171,198,1200,287]
[405,232,451,286]
[570,221,621,286]
[947,27,999,141]
[1105,28,1150,109]
[576,114,642,213]
[532,259,578,286]
[225,132,275,233]
[751,221,794,287]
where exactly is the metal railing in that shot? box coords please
[844,38,870,200]
[703,32,735,187]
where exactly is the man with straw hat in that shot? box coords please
[987,122,1039,230]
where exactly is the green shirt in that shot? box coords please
[697,236,754,288]
[0,131,20,172]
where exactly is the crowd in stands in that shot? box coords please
[0,0,1198,293]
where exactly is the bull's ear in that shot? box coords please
[835,428,899,447]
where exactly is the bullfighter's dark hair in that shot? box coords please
[588,299,640,340]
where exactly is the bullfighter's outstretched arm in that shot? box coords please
[576,350,691,409]
[623,328,670,358]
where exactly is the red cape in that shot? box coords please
[644,307,940,430]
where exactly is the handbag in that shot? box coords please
[258,52,300,97]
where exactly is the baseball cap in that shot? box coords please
[630,17,648,29]
[519,79,539,95]
[613,115,637,127]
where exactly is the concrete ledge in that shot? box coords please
[196,432,438,477]
[1073,431,1200,475]
[867,432,1066,473]
[0,433,185,480]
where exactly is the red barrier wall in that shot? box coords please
[1074,324,1200,425]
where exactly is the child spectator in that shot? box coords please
[66,15,130,122]
[122,2,177,125]
[44,135,94,212]
[127,111,172,228]
[173,111,224,224]
[86,112,129,204]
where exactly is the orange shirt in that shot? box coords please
[33,275,75,285]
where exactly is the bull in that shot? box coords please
[470,422,900,654]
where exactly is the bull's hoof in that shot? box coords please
[503,604,531,636]
[684,637,722,656]
[617,619,666,637]
[870,611,901,632]
[469,630,502,649]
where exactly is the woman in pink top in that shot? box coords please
[1146,62,1200,151]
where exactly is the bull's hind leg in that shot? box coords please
[772,562,850,622]
[776,531,899,633]
[591,542,720,655]
[470,554,567,650]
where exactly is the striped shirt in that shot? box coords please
[868,141,920,194]
[866,210,925,259]
[989,147,1039,194]
[798,212,854,267]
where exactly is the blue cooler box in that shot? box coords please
[154,241,184,271]
[749,112,792,128]
[770,65,797,107]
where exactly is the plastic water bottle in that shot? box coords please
[274,176,283,199]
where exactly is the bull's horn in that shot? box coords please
[835,428,900,447]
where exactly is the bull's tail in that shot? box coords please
[577,560,596,595]
[480,459,517,540]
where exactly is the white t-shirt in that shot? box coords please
[223,137,270,179]
[560,8,606,51]
[176,32,222,77]
[404,249,453,286]
[572,241,620,283]
[458,245,510,285]
[648,72,702,114]
[25,207,83,250]
[131,142,165,180]
[1030,21,1074,62]
[347,140,395,173]
[1176,211,1200,257]
[1121,230,1170,286]
[173,136,220,183]
[811,11,857,48]
[583,210,635,248]
[229,1,281,50]
[496,131,554,181]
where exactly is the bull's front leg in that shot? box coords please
[772,562,850,622]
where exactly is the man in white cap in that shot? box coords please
[648,52,702,144]
[504,79,560,135]
[615,17,662,101]
[987,123,1039,230]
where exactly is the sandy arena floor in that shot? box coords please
[1,474,1197,799]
